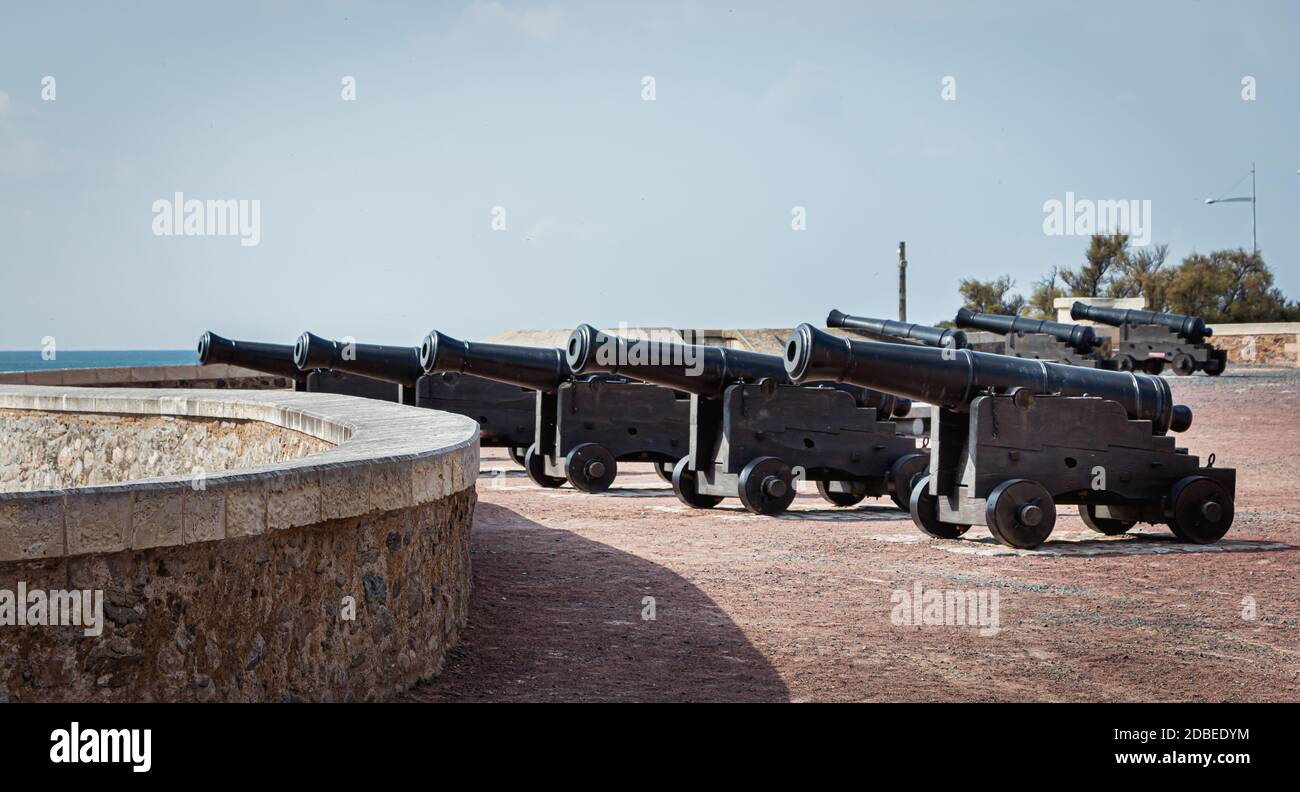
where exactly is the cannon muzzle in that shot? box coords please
[1070,302,1212,343]
[785,323,1192,434]
[197,331,303,381]
[827,309,969,350]
[955,308,1101,355]
[420,330,570,393]
[294,332,423,386]
[566,324,787,398]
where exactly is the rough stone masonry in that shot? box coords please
[0,385,480,702]
[0,487,475,702]
[0,410,330,493]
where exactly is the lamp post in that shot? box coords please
[1205,162,1257,255]
[897,241,907,322]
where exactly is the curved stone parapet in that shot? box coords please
[0,385,479,702]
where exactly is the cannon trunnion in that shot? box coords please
[784,323,1235,548]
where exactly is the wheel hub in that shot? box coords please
[737,456,796,515]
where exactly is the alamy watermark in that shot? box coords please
[151,192,261,247]
[890,581,1000,637]
[50,722,151,773]
[1042,192,1151,246]
[0,582,104,637]
[589,322,704,376]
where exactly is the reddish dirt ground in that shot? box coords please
[406,368,1300,702]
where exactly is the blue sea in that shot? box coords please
[0,350,198,373]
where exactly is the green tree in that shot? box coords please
[1027,267,1063,319]
[1060,233,1129,297]
[1165,249,1297,323]
[1108,243,1172,311]
[958,275,1025,316]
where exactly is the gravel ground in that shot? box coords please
[405,367,1300,702]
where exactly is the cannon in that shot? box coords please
[419,330,689,493]
[565,325,926,515]
[1070,302,1226,376]
[294,331,423,401]
[955,308,1108,367]
[825,310,947,438]
[784,324,1235,548]
[197,331,401,400]
[827,309,969,350]
[293,331,536,465]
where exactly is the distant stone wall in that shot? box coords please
[0,385,479,702]
[0,411,329,493]
[1206,324,1300,367]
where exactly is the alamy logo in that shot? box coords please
[592,323,703,376]
[890,581,1000,636]
[0,583,103,637]
[50,723,151,773]
[151,192,261,247]
[1042,192,1152,246]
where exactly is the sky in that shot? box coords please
[0,0,1296,349]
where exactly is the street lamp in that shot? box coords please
[1204,162,1257,255]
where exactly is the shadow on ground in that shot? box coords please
[404,502,789,702]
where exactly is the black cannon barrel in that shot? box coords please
[955,308,1101,355]
[566,324,910,416]
[420,331,571,393]
[784,324,1191,435]
[294,332,423,386]
[566,324,787,398]
[827,309,969,350]
[197,331,303,382]
[1070,302,1212,343]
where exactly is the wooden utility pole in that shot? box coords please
[897,241,907,321]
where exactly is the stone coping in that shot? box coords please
[0,385,479,562]
[0,363,269,386]
[1206,323,1300,336]
[1053,296,1147,309]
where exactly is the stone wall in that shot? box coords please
[0,487,474,702]
[1204,325,1300,367]
[0,411,329,492]
[0,385,479,702]
[0,364,290,390]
